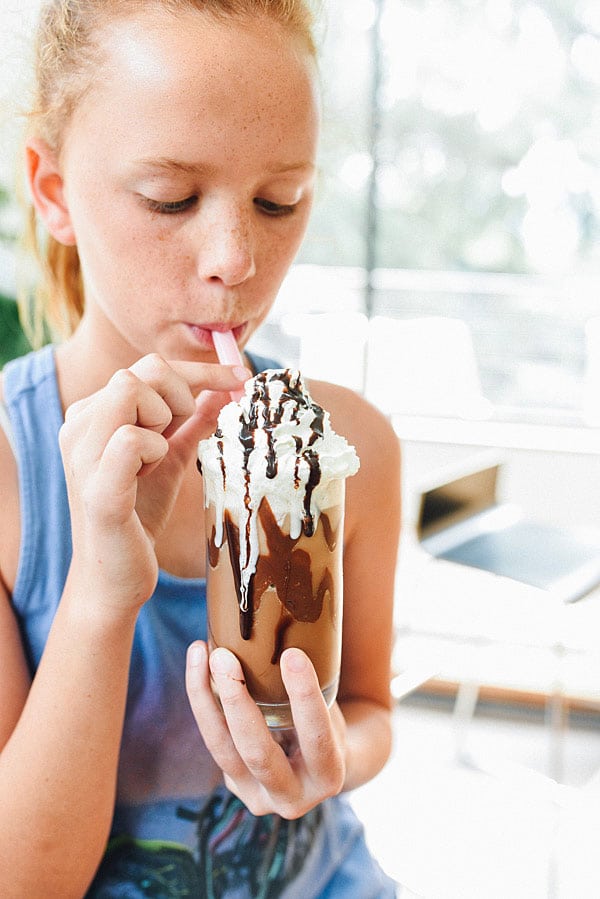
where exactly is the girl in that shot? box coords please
[0,1,401,895]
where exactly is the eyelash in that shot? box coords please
[254,198,298,217]
[143,196,198,215]
[141,196,297,217]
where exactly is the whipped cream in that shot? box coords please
[198,369,360,609]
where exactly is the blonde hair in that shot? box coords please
[22,0,320,345]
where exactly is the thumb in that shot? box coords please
[166,389,230,467]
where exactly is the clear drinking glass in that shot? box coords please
[205,479,345,734]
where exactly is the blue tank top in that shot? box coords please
[2,346,396,898]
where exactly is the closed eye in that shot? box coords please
[254,198,297,217]
[142,196,198,215]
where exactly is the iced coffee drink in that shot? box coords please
[198,369,359,731]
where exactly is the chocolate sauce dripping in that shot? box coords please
[266,370,326,534]
[264,373,285,478]
[238,419,255,466]
[301,449,321,537]
[207,524,220,569]
[308,406,325,446]
[254,499,334,623]
[214,369,333,641]
[217,498,336,648]
[320,512,338,552]
[270,556,335,664]
[265,431,277,479]
[237,413,255,593]
[217,442,226,487]
[269,370,299,421]
[271,609,294,664]
[224,512,254,640]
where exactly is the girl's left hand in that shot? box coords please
[185,642,347,819]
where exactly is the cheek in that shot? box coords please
[74,222,169,324]
[260,217,309,274]
[76,204,170,288]
[68,189,131,272]
[254,241,295,303]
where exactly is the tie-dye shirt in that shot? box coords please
[2,346,396,898]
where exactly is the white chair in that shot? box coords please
[281,310,369,392]
[364,315,492,419]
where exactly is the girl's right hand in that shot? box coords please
[58,353,249,618]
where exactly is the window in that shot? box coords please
[259,0,600,434]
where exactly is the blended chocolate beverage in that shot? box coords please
[198,369,359,731]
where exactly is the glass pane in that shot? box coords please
[297,1,375,270]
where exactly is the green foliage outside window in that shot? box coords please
[301,0,600,279]
[0,295,31,367]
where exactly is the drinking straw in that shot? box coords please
[212,330,246,401]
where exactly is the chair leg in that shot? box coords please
[546,641,568,783]
[545,689,568,784]
[452,680,480,762]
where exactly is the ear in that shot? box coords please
[26,138,77,246]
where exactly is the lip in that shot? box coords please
[186,321,247,352]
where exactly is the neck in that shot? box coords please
[55,314,143,409]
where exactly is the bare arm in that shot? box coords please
[0,358,249,897]
[0,577,138,897]
[327,382,401,790]
[0,399,129,896]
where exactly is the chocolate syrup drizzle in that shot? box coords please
[207,370,336,657]
[209,499,337,659]
[237,369,326,535]
[219,370,327,610]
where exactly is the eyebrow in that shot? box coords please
[134,157,315,177]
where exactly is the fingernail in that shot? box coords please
[232,365,251,381]
[187,642,206,667]
[283,648,307,673]
[209,647,237,677]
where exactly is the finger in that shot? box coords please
[280,649,345,794]
[185,642,248,781]
[194,389,234,424]
[165,390,232,468]
[167,359,251,398]
[209,649,295,796]
[109,367,177,432]
[64,368,174,444]
[98,426,169,497]
[126,356,197,435]
[61,384,174,489]
[65,365,178,432]
[131,356,249,440]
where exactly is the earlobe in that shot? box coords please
[26,138,77,246]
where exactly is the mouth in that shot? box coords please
[186,321,247,352]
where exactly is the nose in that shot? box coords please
[196,201,256,287]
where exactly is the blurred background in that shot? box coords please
[273,0,600,428]
[4,2,600,897]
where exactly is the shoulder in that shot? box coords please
[307,379,401,536]
[308,378,400,468]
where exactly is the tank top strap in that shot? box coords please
[2,346,71,666]
[0,397,16,456]
[245,350,282,374]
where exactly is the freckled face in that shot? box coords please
[58,9,320,363]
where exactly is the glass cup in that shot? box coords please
[205,479,345,734]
